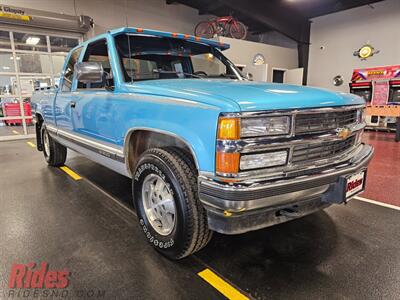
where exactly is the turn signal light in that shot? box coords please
[216,152,240,174]
[217,118,240,140]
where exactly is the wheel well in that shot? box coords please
[126,130,197,175]
[35,113,44,151]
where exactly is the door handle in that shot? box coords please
[70,101,76,108]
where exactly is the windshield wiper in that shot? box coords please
[152,69,203,79]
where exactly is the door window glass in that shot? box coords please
[62,47,82,92]
[79,39,111,89]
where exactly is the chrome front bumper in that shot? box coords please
[198,143,374,234]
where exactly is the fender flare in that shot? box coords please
[123,127,200,176]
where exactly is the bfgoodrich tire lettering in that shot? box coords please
[41,126,67,167]
[133,147,212,259]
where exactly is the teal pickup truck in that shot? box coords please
[31,27,373,259]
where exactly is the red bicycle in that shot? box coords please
[194,16,247,40]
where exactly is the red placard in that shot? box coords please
[351,65,400,82]
[371,81,389,105]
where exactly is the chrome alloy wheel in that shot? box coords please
[43,130,50,156]
[142,174,176,236]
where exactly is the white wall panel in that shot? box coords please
[308,0,400,92]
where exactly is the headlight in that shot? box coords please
[240,150,288,170]
[241,116,291,137]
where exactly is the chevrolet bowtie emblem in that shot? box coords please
[336,127,351,140]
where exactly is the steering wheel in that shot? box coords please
[193,71,208,78]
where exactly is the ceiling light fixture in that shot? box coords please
[26,37,40,45]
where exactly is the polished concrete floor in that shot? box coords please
[0,138,399,299]
[362,131,400,206]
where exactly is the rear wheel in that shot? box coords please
[132,147,212,260]
[41,127,67,167]
[229,21,247,39]
[194,21,215,38]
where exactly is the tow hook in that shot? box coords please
[276,207,302,218]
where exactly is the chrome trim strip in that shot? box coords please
[221,104,364,118]
[217,122,365,153]
[199,144,374,212]
[46,125,125,163]
[215,142,365,182]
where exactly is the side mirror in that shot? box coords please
[74,62,104,84]
[246,72,253,81]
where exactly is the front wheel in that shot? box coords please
[229,21,247,39]
[41,126,67,166]
[132,148,212,260]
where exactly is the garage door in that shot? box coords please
[0,27,82,140]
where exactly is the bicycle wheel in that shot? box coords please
[229,21,247,39]
[195,21,214,38]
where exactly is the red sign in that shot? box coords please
[351,65,400,82]
[372,81,389,105]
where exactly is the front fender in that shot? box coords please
[122,116,219,174]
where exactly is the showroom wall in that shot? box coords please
[0,0,211,37]
[308,0,400,91]
[219,37,298,82]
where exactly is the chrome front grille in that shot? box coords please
[291,136,356,164]
[295,109,358,135]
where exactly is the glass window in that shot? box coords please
[0,52,16,72]
[0,31,11,49]
[19,76,52,96]
[78,39,111,89]
[15,53,51,73]
[114,33,243,82]
[50,36,79,53]
[62,47,82,92]
[0,75,18,95]
[191,53,228,77]
[51,55,66,76]
[389,88,400,103]
[13,32,47,52]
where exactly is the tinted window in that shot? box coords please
[62,47,82,92]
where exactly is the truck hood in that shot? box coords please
[131,79,364,111]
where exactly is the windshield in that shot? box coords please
[114,33,243,82]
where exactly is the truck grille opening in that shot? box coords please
[291,136,356,164]
[295,109,358,135]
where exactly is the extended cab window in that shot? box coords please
[114,33,242,82]
[78,39,113,89]
[62,47,82,92]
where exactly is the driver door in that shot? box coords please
[71,38,122,145]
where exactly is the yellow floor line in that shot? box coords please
[198,269,249,300]
[27,142,36,148]
[12,130,20,135]
[60,166,82,181]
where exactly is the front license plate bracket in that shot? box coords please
[322,169,367,204]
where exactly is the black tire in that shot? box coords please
[229,21,247,39]
[194,21,215,38]
[41,126,67,167]
[132,147,212,260]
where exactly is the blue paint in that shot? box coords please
[31,27,364,175]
